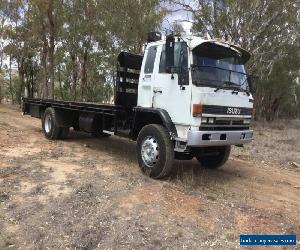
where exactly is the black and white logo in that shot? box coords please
[227,107,241,115]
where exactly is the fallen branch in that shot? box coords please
[291,162,300,168]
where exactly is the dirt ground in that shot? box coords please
[0,104,299,249]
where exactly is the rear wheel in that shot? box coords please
[42,107,67,140]
[136,124,174,179]
[195,146,231,169]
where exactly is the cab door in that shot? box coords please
[152,42,191,125]
[138,45,158,108]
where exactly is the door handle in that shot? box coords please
[153,90,162,94]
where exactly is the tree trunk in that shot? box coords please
[9,55,13,102]
[80,48,88,101]
[71,53,78,101]
[40,20,48,99]
[48,0,55,100]
[17,58,25,104]
[58,64,64,100]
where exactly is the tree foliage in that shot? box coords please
[0,0,165,103]
[0,0,299,120]
[173,0,300,120]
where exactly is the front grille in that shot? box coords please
[232,120,244,125]
[215,120,230,125]
[199,126,250,131]
[202,105,252,116]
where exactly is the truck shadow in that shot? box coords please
[66,130,137,162]
[170,160,245,187]
[66,131,244,185]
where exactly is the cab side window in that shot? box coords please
[144,46,157,74]
[159,46,166,73]
[159,42,188,73]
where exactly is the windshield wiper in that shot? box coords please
[214,81,250,96]
[214,81,241,92]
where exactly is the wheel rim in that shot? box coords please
[141,136,160,168]
[44,114,52,133]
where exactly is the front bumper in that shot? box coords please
[187,130,253,147]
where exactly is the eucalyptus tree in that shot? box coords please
[29,0,64,99]
[2,0,40,102]
[172,0,300,119]
[102,0,167,54]
[1,0,167,103]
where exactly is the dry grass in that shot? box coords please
[0,104,300,249]
[252,119,300,130]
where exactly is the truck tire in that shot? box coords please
[42,107,62,140]
[136,124,174,179]
[195,146,231,169]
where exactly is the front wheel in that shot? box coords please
[195,146,231,169]
[136,124,174,179]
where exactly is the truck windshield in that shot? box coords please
[192,43,249,91]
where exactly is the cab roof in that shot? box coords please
[147,34,251,64]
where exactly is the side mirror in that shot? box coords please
[165,35,175,73]
[248,75,258,94]
[147,31,162,43]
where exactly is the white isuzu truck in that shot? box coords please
[22,32,255,179]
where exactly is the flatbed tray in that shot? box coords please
[22,98,125,115]
[23,98,124,109]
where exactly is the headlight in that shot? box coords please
[208,118,215,124]
[244,119,251,124]
[201,117,208,124]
